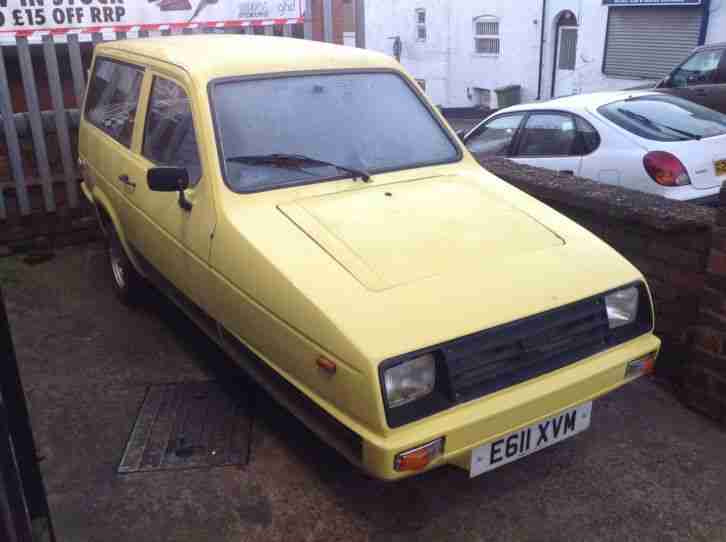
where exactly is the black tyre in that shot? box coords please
[107,226,145,305]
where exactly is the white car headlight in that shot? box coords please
[605,286,639,329]
[383,353,436,408]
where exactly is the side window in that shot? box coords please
[415,9,427,42]
[671,50,723,88]
[84,58,143,148]
[473,16,500,55]
[574,116,600,155]
[465,113,524,157]
[517,113,577,157]
[717,49,726,84]
[142,77,202,186]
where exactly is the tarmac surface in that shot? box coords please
[3,243,726,542]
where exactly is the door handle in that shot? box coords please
[118,174,136,187]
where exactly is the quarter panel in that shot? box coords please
[208,209,385,434]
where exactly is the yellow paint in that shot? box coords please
[80,35,660,480]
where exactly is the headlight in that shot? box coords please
[605,286,639,329]
[383,353,436,408]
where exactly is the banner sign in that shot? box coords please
[0,0,304,35]
[602,0,702,5]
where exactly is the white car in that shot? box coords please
[463,91,726,205]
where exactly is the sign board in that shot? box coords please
[602,0,702,5]
[0,0,304,35]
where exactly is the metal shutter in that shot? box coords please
[604,7,703,80]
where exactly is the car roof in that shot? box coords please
[695,41,726,52]
[496,90,663,115]
[95,35,400,83]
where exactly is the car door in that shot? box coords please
[464,113,526,158]
[125,68,217,312]
[82,56,145,242]
[510,112,583,175]
[712,50,726,114]
[660,48,726,113]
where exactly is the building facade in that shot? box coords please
[364,0,725,107]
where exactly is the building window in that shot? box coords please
[474,16,500,55]
[416,9,427,42]
[415,79,427,92]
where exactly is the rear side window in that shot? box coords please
[142,77,202,185]
[84,57,144,148]
[598,95,726,141]
[518,113,577,156]
[574,116,600,155]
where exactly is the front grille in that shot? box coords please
[442,297,610,404]
[382,283,652,428]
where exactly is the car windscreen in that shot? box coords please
[211,72,460,192]
[597,95,726,142]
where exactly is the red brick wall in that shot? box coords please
[479,158,725,424]
[683,192,726,423]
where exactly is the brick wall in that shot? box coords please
[478,157,726,424]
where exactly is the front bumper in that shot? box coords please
[360,333,660,480]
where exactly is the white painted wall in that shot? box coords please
[365,0,726,108]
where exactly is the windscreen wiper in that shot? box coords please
[617,108,701,140]
[226,153,372,182]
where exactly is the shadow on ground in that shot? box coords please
[2,244,726,542]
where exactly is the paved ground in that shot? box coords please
[3,243,726,542]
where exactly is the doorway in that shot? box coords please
[552,10,579,98]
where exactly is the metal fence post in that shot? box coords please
[0,288,55,542]
[304,0,314,40]
[67,34,86,109]
[0,47,29,218]
[323,0,334,43]
[1,402,33,542]
[16,36,56,214]
[356,0,366,48]
[42,34,79,209]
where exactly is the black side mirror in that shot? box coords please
[658,75,672,88]
[456,129,468,141]
[148,167,192,210]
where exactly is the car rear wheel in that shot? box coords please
[107,226,144,305]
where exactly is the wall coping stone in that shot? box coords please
[478,157,716,234]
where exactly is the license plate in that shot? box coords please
[470,402,593,477]
[715,159,726,177]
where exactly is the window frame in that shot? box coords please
[506,110,600,158]
[83,56,145,149]
[473,15,501,56]
[415,8,427,42]
[141,74,204,187]
[464,112,527,158]
[207,68,464,195]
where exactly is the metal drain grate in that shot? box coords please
[118,381,251,473]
